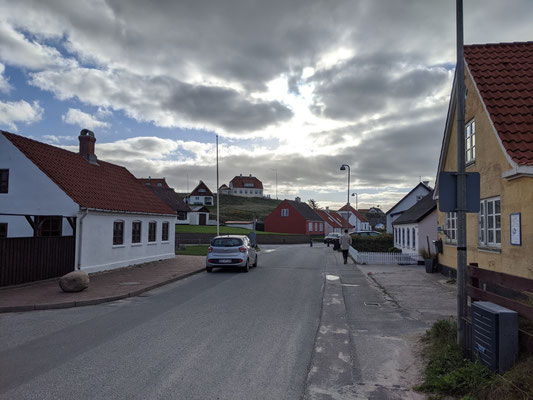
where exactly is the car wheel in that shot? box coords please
[243,260,249,273]
[206,266,213,273]
[253,256,258,268]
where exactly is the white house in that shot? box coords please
[0,129,177,278]
[385,182,432,233]
[229,174,263,197]
[144,184,192,225]
[392,191,437,255]
[185,181,214,206]
[338,204,370,231]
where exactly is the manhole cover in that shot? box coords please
[119,282,141,286]
[364,302,380,307]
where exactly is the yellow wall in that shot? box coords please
[437,68,533,279]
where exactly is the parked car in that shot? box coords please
[206,235,257,273]
[351,231,381,237]
[324,232,341,244]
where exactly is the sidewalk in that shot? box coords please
[305,248,457,400]
[0,255,205,313]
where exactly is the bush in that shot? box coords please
[351,233,393,252]
[388,246,402,253]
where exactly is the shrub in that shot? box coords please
[351,233,393,252]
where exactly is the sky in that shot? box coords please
[1,0,532,212]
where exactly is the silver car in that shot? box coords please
[206,235,258,273]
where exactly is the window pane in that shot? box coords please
[495,215,501,229]
[488,201,493,214]
[496,230,501,244]
[488,230,494,243]
[495,200,500,214]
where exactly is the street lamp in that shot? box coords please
[351,192,358,211]
[340,164,350,227]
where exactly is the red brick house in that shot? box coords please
[264,199,324,235]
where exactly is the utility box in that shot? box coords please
[471,301,518,374]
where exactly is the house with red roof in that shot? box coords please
[185,180,214,206]
[314,208,349,235]
[434,41,533,279]
[229,174,263,197]
[264,198,324,235]
[0,129,177,281]
[219,184,231,195]
[338,204,371,232]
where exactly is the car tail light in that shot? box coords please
[238,259,243,263]
[239,247,246,253]
[208,247,213,253]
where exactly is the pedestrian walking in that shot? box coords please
[339,229,352,264]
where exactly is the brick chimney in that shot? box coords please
[78,129,98,164]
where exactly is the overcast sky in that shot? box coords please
[1,0,532,211]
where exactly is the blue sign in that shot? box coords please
[438,171,480,213]
[248,232,257,247]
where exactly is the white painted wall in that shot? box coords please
[230,188,263,197]
[78,211,176,273]
[393,209,437,255]
[187,195,213,205]
[386,185,431,233]
[0,134,78,237]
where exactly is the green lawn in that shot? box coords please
[175,225,295,235]
[175,245,209,256]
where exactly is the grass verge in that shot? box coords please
[417,319,533,399]
[175,245,209,256]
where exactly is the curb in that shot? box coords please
[0,267,205,313]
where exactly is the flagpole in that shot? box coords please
[216,134,220,236]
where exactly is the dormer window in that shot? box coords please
[199,189,206,193]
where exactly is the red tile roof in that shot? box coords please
[338,204,368,222]
[138,178,170,189]
[465,42,533,166]
[3,131,175,215]
[190,181,214,197]
[229,175,263,189]
[314,209,342,228]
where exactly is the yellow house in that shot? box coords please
[434,42,533,279]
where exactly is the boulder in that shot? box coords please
[59,270,90,292]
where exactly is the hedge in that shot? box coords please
[351,234,394,252]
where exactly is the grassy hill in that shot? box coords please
[206,194,282,222]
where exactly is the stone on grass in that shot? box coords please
[59,270,90,292]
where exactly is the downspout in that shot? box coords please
[75,209,89,270]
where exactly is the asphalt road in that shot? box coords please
[0,244,325,400]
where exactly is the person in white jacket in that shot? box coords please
[339,229,352,264]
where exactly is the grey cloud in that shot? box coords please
[310,54,450,120]
[30,68,292,133]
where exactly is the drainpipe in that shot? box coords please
[75,209,89,270]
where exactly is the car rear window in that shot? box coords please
[211,238,244,247]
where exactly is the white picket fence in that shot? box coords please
[349,247,421,265]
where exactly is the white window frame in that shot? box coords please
[479,197,501,248]
[466,119,476,164]
[309,222,313,232]
[445,212,457,244]
[281,208,289,217]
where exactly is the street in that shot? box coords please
[0,244,455,399]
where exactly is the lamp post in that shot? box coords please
[270,168,278,199]
[351,192,358,210]
[340,164,350,227]
[216,135,219,236]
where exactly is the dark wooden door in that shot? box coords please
[199,214,207,225]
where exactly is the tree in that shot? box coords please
[308,199,319,209]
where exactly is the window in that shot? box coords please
[244,183,254,187]
[407,227,410,247]
[466,120,476,163]
[245,190,248,194]
[314,222,318,231]
[445,212,457,244]
[281,208,289,217]
[401,228,405,246]
[479,197,501,247]
[412,228,416,249]
[0,169,8,193]
[113,220,124,245]
[234,190,237,194]
[195,196,200,200]
[162,222,169,241]
[148,221,156,242]
[36,216,62,237]
[0,223,7,238]
[309,222,313,232]
[240,190,243,194]
[199,189,206,193]
[132,221,142,243]
[319,223,323,231]
[177,211,187,220]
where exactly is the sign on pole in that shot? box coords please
[438,171,480,213]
